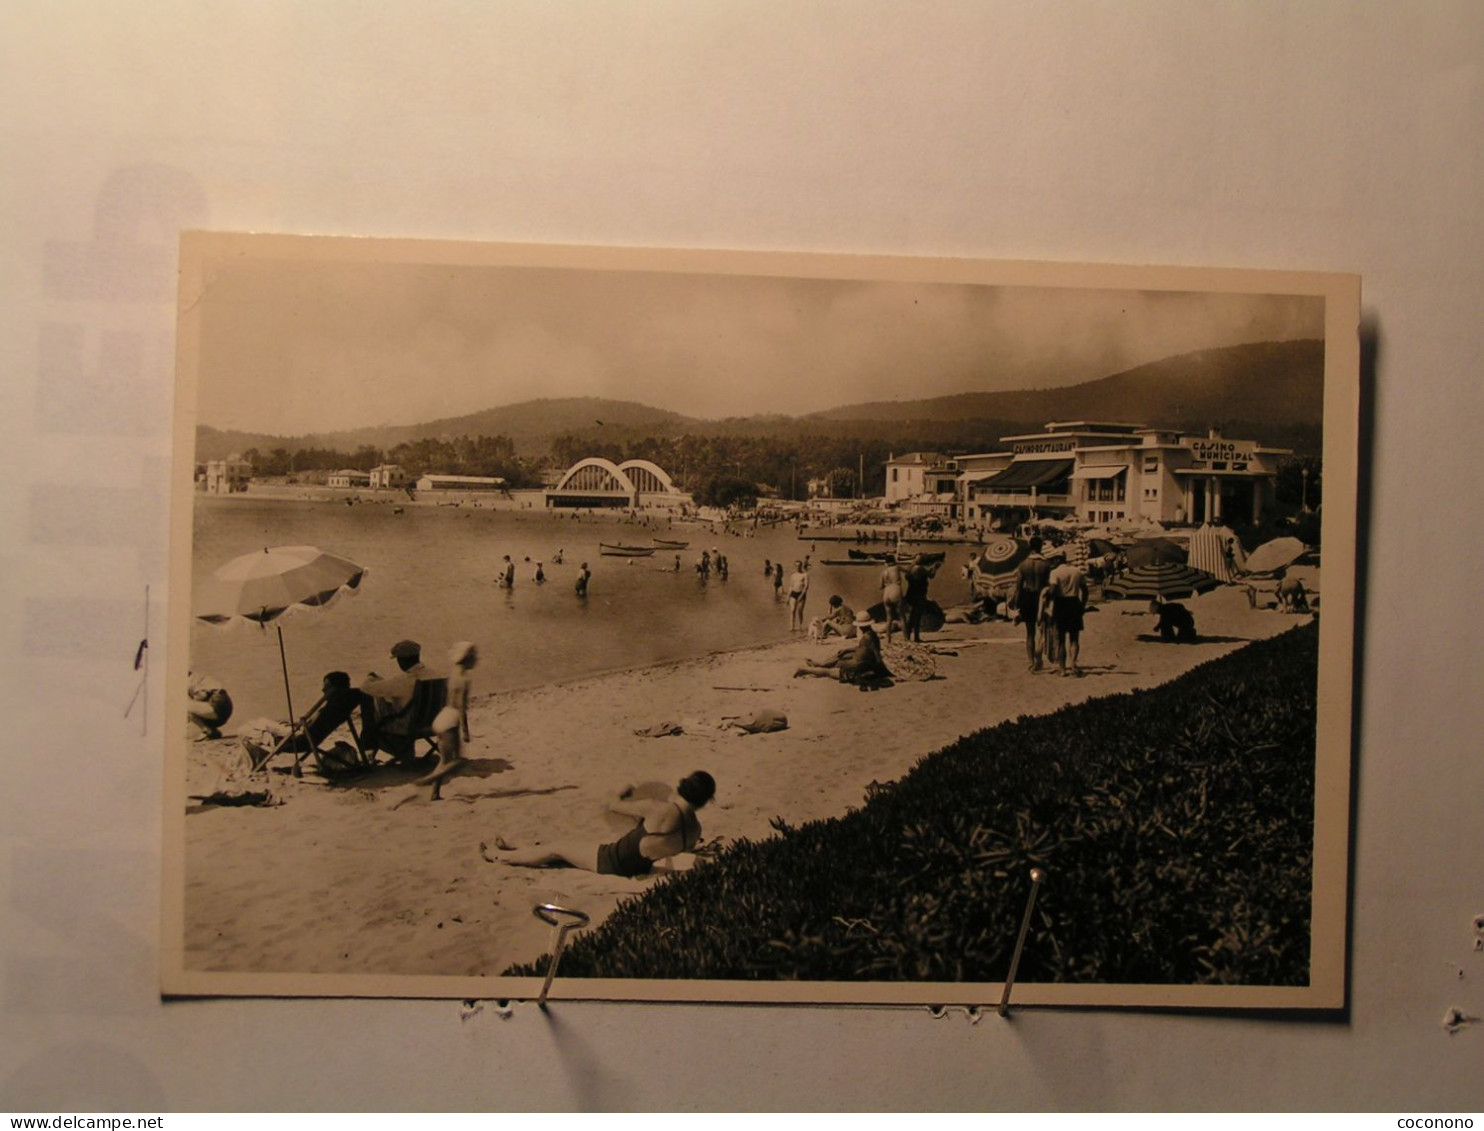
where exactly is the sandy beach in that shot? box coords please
[181,583,1315,981]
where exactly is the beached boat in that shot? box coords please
[819,557,881,566]
[599,542,656,557]
[651,538,689,550]
[847,548,895,562]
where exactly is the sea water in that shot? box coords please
[190,495,976,724]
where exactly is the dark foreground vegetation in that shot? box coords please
[508,623,1319,985]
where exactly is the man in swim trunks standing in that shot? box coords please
[1014,538,1054,671]
[1047,555,1090,677]
[787,561,809,632]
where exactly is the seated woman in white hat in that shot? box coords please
[794,611,891,684]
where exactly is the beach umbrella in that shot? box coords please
[1125,537,1188,569]
[973,535,1029,594]
[195,546,367,766]
[1244,536,1307,576]
[1103,561,1219,601]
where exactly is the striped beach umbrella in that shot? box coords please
[1103,561,1220,601]
[973,535,1030,594]
[1187,525,1244,583]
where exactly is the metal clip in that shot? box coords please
[533,902,591,1010]
[998,867,1046,1018]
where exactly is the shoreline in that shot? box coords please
[182,583,1316,982]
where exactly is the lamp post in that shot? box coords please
[1301,467,1311,512]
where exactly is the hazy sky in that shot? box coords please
[192,253,1324,436]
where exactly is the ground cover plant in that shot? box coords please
[508,622,1319,985]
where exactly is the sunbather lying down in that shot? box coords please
[482,772,716,878]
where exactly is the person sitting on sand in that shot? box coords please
[1149,598,1198,643]
[186,671,233,740]
[492,771,717,877]
[795,612,890,684]
[814,594,857,640]
[413,641,477,802]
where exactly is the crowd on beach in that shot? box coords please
[190,507,1320,906]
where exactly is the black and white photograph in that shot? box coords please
[164,234,1358,1007]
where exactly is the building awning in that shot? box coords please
[982,459,1074,489]
[1071,465,1128,480]
[1173,467,1265,478]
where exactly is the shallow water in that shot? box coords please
[190,495,980,724]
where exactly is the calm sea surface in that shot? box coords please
[191,495,979,723]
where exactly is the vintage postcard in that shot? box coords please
[164,235,1358,1007]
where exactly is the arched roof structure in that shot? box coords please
[553,457,634,495]
[616,459,676,494]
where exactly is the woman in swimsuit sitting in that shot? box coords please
[491,771,716,878]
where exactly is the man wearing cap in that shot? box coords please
[361,640,432,748]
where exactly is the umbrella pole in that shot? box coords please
[276,624,303,778]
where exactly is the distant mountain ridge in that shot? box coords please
[196,339,1323,461]
[808,340,1324,429]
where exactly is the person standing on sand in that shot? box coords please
[787,560,810,632]
[489,771,716,877]
[879,559,905,645]
[413,641,478,802]
[1047,555,1090,677]
[1014,537,1054,671]
[901,553,940,643]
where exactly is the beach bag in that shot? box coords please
[313,740,365,780]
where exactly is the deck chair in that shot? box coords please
[245,673,371,776]
[361,677,448,765]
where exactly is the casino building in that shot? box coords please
[949,421,1291,528]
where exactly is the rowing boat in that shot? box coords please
[599,542,657,557]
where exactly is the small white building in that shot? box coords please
[326,469,372,489]
[369,464,410,489]
[203,455,251,494]
[884,452,959,506]
[415,473,507,492]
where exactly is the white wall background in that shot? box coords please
[2,1,1480,1112]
